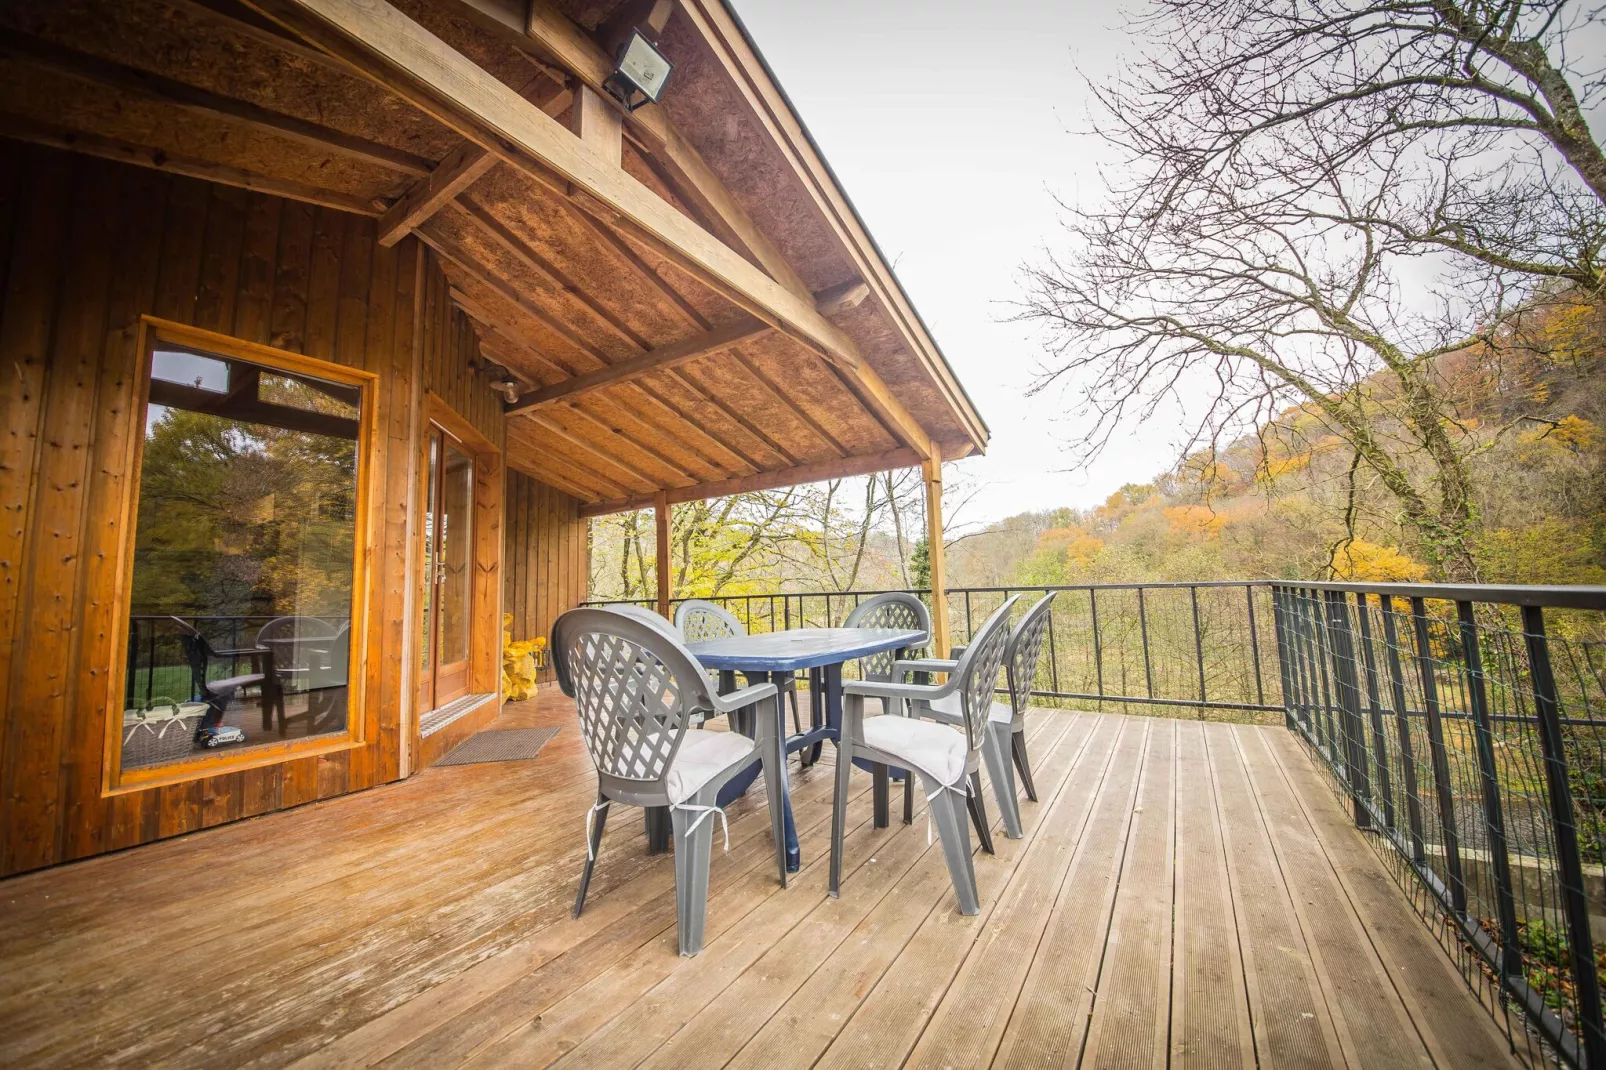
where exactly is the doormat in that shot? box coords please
[435,726,560,766]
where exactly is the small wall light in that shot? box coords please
[492,374,522,405]
[604,29,673,111]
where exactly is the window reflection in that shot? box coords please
[121,345,361,773]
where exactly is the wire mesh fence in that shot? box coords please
[1273,582,1606,1069]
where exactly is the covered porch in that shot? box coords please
[0,691,1524,1068]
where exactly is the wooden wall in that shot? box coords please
[504,467,588,676]
[0,142,501,876]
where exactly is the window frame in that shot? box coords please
[103,317,380,794]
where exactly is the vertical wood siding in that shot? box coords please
[503,467,588,678]
[0,142,502,876]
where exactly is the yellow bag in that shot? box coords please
[501,613,546,701]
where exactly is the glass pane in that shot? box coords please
[121,344,360,774]
[437,444,474,667]
[421,434,438,675]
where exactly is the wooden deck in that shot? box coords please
[0,691,1528,1069]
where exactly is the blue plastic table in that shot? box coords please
[687,627,924,870]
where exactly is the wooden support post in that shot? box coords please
[655,490,671,619]
[923,447,949,658]
[568,84,622,168]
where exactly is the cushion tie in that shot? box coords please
[584,799,611,861]
[673,802,730,853]
[924,778,966,846]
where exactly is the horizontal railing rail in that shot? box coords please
[125,614,352,710]
[585,579,1606,1064]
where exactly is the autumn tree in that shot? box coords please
[1021,0,1606,581]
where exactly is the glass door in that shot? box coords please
[421,428,474,710]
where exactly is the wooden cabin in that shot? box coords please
[0,0,988,877]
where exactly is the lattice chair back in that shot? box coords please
[843,593,931,681]
[1005,593,1057,716]
[601,603,684,638]
[552,609,717,798]
[950,595,1021,750]
[674,600,744,644]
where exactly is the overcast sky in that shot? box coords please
[732,0,1175,525]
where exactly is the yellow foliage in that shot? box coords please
[1163,505,1225,540]
[1063,534,1104,571]
[1331,541,1428,582]
[501,612,547,702]
[1551,415,1598,453]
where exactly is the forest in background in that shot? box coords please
[588,292,1605,602]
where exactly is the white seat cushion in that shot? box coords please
[665,728,756,804]
[861,715,967,786]
[927,691,1014,725]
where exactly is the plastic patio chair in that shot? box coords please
[842,592,932,819]
[674,599,804,739]
[830,595,1020,916]
[893,592,1057,840]
[551,608,790,956]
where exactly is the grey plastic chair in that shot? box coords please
[551,608,789,956]
[674,599,743,643]
[842,592,932,821]
[895,592,1057,840]
[831,595,1020,916]
[602,603,684,637]
[674,599,804,739]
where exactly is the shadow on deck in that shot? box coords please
[0,691,1530,1068]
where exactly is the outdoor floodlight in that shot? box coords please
[605,29,673,111]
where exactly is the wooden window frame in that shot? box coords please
[413,394,503,734]
[102,317,380,794]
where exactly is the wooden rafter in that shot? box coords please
[726,347,848,457]
[0,112,379,216]
[506,316,769,414]
[578,446,923,517]
[559,403,697,483]
[519,411,660,489]
[244,0,888,383]
[814,277,870,316]
[504,421,629,498]
[378,77,573,247]
[448,288,572,381]
[0,29,433,176]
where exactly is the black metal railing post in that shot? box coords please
[1090,587,1104,704]
[1247,584,1265,707]
[1523,605,1606,1065]
[1380,596,1427,862]
[1271,586,1297,732]
[1411,597,1468,916]
[1191,585,1207,711]
[1354,594,1395,832]
[1456,601,1522,981]
[1324,591,1372,827]
[1138,586,1154,700]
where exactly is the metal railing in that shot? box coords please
[585,580,1606,1063]
[585,582,1285,719]
[1272,582,1606,1069]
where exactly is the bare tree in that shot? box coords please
[1022,0,1606,581]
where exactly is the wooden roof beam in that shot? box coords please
[505,316,769,414]
[246,0,886,379]
[578,446,922,517]
[378,78,572,247]
[0,29,433,177]
[814,277,870,317]
[0,112,378,217]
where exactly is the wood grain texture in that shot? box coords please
[502,466,586,679]
[0,702,1532,1069]
[0,142,496,875]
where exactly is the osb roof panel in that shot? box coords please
[1,0,461,163]
[0,66,405,200]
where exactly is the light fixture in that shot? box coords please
[492,374,522,405]
[604,29,673,111]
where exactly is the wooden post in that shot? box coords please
[654,489,671,619]
[922,447,949,657]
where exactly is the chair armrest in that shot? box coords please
[843,677,957,701]
[948,645,967,659]
[710,682,778,714]
[893,658,957,675]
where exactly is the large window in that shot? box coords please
[117,327,368,780]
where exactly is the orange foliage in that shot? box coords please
[1331,540,1427,582]
[1163,504,1225,540]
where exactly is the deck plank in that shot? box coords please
[992,718,1150,1069]
[0,697,1536,1070]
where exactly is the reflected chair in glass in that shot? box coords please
[552,608,790,956]
[831,596,1020,915]
[171,617,281,739]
